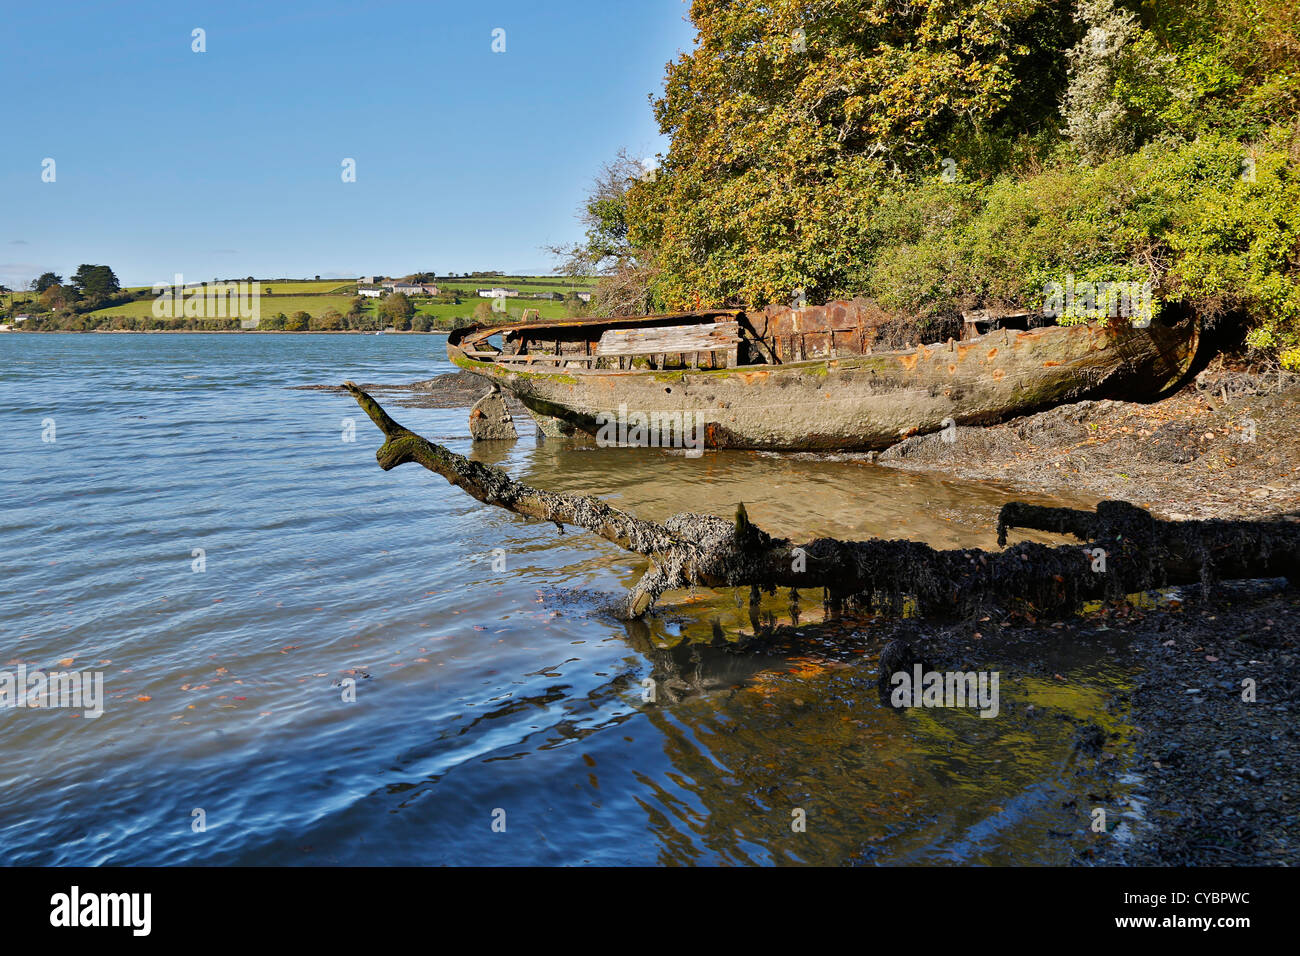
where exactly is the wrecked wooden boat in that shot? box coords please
[446,300,1199,451]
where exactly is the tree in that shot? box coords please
[285,311,310,332]
[547,148,659,316]
[311,309,344,331]
[71,264,121,299]
[624,0,1074,308]
[39,283,77,311]
[34,272,62,294]
[379,291,415,330]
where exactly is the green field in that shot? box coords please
[88,294,356,320]
[89,296,581,322]
[0,273,598,332]
[87,294,583,322]
[412,299,578,322]
[257,279,357,295]
[122,280,354,294]
[80,275,596,324]
[434,277,592,295]
[1,291,39,308]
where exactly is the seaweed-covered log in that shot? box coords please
[345,383,1299,620]
[997,500,1300,589]
[344,381,679,555]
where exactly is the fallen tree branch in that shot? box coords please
[998,500,1300,589]
[345,383,1299,620]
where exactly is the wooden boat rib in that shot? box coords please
[446,300,1200,451]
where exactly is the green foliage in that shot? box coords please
[627,0,1074,308]
[70,264,121,300]
[34,272,62,294]
[379,292,415,330]
[615,0,1300,366]
[310,308,344,331]
[1152,136,1300,362]
[39,284,79,311]
[852,134,1300,357]
[1062,0,1169,164]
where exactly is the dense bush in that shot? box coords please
[593,0,1300,366]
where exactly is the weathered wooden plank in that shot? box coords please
[962,309,1034,324]
[491,353,580,365]
[595,321,739,357]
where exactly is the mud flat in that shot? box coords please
[1082,580,1298,865]
[878,370,1300,522]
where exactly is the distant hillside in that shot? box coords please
[8,274,597,332]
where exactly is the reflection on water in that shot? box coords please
[0,333,1135,865]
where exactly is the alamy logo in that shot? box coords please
[594,403,705,458]
[1,665,103,718]
[50,886,151,936]
[152,273,261,327]
[889,665,1000,718]
[1042,274,1153,328]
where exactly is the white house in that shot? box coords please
[476,287,518,298]
[386,282,436,295]
[358,287,383,298]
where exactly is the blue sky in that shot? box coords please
[0,0,696,288]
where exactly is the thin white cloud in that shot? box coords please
[0,263,45,285]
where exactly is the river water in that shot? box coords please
[0,333,1140,865]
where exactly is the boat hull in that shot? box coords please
[448,319,1198,451]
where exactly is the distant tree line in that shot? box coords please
[8,264,131,317]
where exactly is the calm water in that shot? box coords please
[0,333,1140,865]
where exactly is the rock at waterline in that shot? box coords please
[469,387,518,441]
